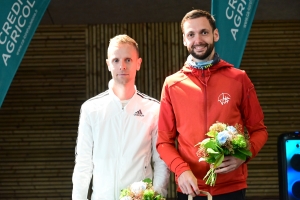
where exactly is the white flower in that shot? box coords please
[130,181,147,195]
[227,126,237,134]
[120,196,132,200]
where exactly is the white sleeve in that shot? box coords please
[72,104,94,200]
[151,123,170,197]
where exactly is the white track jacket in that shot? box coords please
[72,81,169,200]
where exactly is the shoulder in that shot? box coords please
[217,62,252,85]
[136,91,160,105]
[135,91,160,117]
[81,90,110,110]
[164,69,189,87]
[223,67,247,76]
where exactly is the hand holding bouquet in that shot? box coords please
[119,178,165,200]
[195,122,252,186]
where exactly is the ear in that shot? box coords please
[213,28,220,42]
[136,58,142,71]
[106,59,111,71]
[183,34,187,46]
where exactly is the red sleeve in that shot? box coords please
[156,79,191,176]
[241,74,268,159]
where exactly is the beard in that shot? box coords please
[189,42,215,60]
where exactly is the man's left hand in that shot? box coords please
[214,156,245,174]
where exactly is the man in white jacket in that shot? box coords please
[72,34,169,200]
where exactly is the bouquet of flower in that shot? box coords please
[119,178,166,200]
[195,122,252,187]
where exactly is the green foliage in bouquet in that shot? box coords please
[119,178,165,200]
[195,122,252,186]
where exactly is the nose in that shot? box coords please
[195,33,203,42]
[119,60,126,70]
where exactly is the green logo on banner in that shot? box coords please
[211,0,259,68]
[0,0,50,107]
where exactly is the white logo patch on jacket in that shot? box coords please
[218,93,231,105]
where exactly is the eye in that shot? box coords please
[187,33,194,38]
[125,58,131,63]
[202,30,209,35]
[113,58,119,63]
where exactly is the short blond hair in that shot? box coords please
[108,34,139,57]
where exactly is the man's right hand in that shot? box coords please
[177,170,200,197]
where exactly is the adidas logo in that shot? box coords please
[134,109,144,117]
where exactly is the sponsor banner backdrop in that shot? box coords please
[0,0,51,107]
[211,0,259,68]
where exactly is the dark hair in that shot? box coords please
[181,9,216,33]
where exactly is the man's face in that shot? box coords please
[182,17,219,61]
[106,43,142,86]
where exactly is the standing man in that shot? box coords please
[156,9,268,200]
[72,34,169,200]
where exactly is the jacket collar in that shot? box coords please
[181,58,234,86]
[181,58,234,74]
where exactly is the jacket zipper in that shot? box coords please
[202,70,212,193]
[201,70,208,133]
[115,106,124,199]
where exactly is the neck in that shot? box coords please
[112,82,135,100]
[187,52,220,70]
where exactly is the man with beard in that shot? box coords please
[72,34,169,200]
[156,9,268,200]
